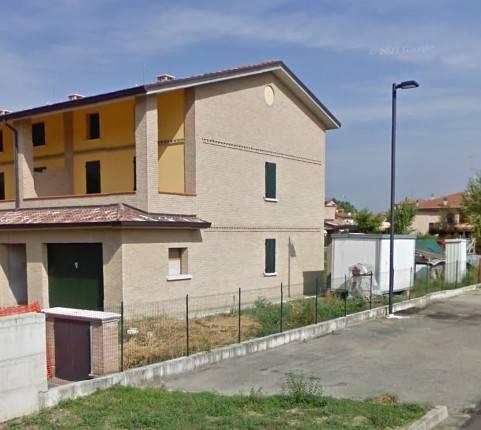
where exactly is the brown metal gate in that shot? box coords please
[54,318,91,381]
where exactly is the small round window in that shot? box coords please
[264,85,275,106]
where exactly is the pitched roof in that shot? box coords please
[414,192,465,210]
[0,204,210,230]
[1,60,340,129]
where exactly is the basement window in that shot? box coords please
[167,248,191,281]
[87,113,100,140]
[32,122,45,147]
[34,167,47,173]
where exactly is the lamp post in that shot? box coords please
[388,80,419,316]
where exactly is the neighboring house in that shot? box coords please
[408,192,472,236]
[0,60,340,311]
[323,200,355,235]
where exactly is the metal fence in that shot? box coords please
[105,261,479,371]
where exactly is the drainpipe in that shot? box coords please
[2,121,20,209]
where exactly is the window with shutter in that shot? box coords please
[167,248,191,281]
[265,239,276,274]
[168,248,182,276]
[265,162,277,199]
[0,130,3,152]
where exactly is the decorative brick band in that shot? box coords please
[202,138,323,165]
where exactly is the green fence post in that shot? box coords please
[120,301,124,372]
[369,273,373,310]
[280,282,284,333]
[455,261,459,288]
[344,275,348,316]
[238,288,241,343]
[186,294,190,356]
[315,279,319,324]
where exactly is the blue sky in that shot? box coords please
[2,0,481,211]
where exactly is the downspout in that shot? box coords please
[2,120,20,209]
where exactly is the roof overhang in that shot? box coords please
[1,60,340,130]
[144,61,340,130]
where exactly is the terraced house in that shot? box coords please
[0,61,340,311]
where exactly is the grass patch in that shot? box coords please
[123,314,261,368]
[3,384,426,429]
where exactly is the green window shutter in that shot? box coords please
[265,162,276,199]
[265,239,276,273]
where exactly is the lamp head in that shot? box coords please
[396,80,419,90]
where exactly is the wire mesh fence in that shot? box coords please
[104,261,479,371]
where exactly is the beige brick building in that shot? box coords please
[0,61,340,310]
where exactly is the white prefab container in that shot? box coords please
[329,233,416,293]
[444,239,467,283]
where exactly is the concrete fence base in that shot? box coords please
[39,284,480,410]
[406,405,448,430]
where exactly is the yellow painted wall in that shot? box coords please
[73,149,135,194]
[0,125,15,200]
[157,90,185,193]
[72,99,135,194]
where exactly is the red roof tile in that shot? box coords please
[0,204,211,229]
[414,192,465,210]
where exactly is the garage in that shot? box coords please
[48,243,104,311]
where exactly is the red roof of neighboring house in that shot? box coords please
[0,204,211,229]
[414,192,465,210]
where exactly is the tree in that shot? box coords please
[463,173,481,237]
[438,207,457,231]
[353,210,383,233]
[336,200,356,214]
[386,202,417,234]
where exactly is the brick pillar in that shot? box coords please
[14,119,37,202]
[91,318,120,376]
[63,112,74,194]
[0,245,9,308]
[26,241,49,307]
[184,88,196,194]
[45,317,56,378]
[134,94,158,212]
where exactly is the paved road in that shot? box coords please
[159,290,481,428]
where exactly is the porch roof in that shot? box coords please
[0,203,211,230]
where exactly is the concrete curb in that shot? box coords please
[39,283,480,408]
[406,405,448,430]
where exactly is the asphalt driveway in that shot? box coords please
[160,290,481,428]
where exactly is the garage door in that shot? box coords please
[48,243,104,311]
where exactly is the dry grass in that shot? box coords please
[123,313,262,368]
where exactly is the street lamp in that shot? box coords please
[388,80,419,316]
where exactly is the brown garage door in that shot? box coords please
[54,318,91,381]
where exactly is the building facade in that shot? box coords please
[409,193,472,236]
[0,61,340,310]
